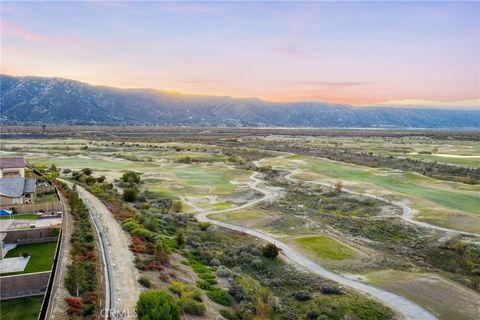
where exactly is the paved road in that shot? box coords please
[63,181,140,318]
[183,171,437,320]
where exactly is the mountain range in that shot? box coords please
[1,74,479,128]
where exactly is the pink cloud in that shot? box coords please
[293,81,366,87]
[276,44,306,58]
[1,21,85,46]
[1,21,52,44]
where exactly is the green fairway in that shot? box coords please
[308,160,480,215]
[0,296,44,320]
[0,213,38,220]
[294,235,357,260]
[3,241,57,275]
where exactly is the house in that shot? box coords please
[0,157,26,178]
[0,177,37,205]
[0,158,38,205]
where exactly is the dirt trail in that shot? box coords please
[183,170,437,320]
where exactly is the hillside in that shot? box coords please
[1,75,479,128]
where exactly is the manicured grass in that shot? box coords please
[408,154,480,168]
[3,241,57,274]
[307,160,480,215]
[294,235,357,260]
[0,296,44,320]
[0,213,38,220]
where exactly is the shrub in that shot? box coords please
[321,284,342,295]
[136,290,180,320]
[210,258,221,266]
[131,227,153,240]
[122,221,140,232]
[138,276,152,288]
[82,168,92,175]
[216,266,231,278]
[171,200,182,213]
[169,281,184,296]
[262,243,279,259]
[179,298,206,315]
[228,282,250,303]
[334,180,343,193]
[293,291,312,301]
[122,171,141,184]
[207,287,231,306]
[81,303,96,316]
[123,188,138,202]
[199,222,210,231]
[220,308,238,320]
[197,280,213,291]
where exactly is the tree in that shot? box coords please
[334,180,343,193]
[123,188,138,202]
[121,171,141,185]
[136,290,180,320]
[50,163,58,173]
[48,163,59,181]
[174,229,185,248]
[262,243,279,259]
[431,146,439,154]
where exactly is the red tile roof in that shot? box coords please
[0,157,25,169]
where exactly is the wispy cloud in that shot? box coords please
[293,81,366,87]
[1,20,85,46]
[180,79,228,85]
[276,44,306,58]
[1,21,52,44]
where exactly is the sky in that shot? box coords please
[1,1,479,106]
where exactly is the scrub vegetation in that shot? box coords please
[1,127,479,319]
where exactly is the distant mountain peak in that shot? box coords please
[1,74,479,128]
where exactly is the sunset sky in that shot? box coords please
[1,1,479,105]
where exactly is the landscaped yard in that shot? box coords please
[294,235,357,260]
[2,241,57,275]
[0,296,44,320]
[0,213,38,220]
[35,192,59,203]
